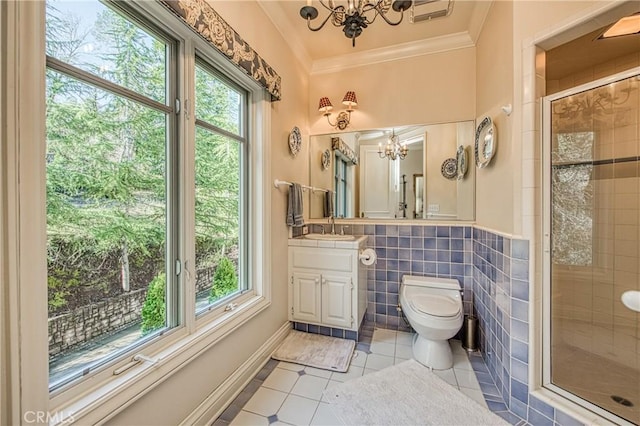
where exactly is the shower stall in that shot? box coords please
[543,68,640,425]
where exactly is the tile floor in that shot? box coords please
[215,326,527,426]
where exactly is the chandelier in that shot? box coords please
[378,129,408,160]
[299,0,413,47]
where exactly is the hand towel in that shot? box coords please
[286,183,305,227]
[323,191,334,218]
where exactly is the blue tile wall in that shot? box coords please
[306,222,583,426]
[472,228,582,426]
[361,224,475,331]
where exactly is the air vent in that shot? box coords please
[411,0,454,23]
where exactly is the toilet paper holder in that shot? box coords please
[359,248,377,266]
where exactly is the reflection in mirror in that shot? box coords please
[413,174,424,219]
[309,121,475,220]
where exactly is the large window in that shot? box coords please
[46,0,176,390]
[44,0,255,395]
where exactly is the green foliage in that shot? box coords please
[47,269,83,311]
[141,273,166,334]
[44,4,240,315]
[209,258,238,301]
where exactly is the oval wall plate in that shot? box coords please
[456,145,468,180]
[289,126,302,157]
[475,116,496,168]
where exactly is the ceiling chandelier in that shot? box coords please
[378,129,408,160]
[299,0,413,47]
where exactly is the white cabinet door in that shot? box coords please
[291,271,321,323]
[321,274,352,329]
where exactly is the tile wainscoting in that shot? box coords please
[303,222,582,426]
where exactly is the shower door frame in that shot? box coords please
[542,66,640,426]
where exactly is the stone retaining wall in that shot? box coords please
[49,267,215,356]
[48,288,147,357]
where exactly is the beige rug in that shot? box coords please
[324,359,510,425]
[271,330,355,372]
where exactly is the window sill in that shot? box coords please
[50,295,271,426]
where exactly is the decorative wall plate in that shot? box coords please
[456,145,468,180]
[321,149,331,170]
[441,158,458,180]
[475,116,496,168]
[288,126,302,157]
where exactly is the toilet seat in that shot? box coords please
[409,294,460,318]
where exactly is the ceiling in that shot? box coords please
[546,25,640,81]
[258,0,491,63]
[257,1,639,79]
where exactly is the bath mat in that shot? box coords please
[324,359,509,425]
[271,330,355,372]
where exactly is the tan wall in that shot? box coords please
[474,0,514,234]
[107,1,309,424]
[309,48,477,134]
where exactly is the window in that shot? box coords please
[551,132,594,266]
[334,155,348,218]
[42,0,264,400]
[46,0,177,390]
[194,60,248,315]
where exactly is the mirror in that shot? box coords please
[413,174,424,219]
[309,121,475,220]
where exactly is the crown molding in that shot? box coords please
[311,31,475,75]
[468,0,493,44]
[256,0,312,74]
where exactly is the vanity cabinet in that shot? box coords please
[288,237,367,332]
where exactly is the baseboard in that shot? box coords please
[180,321,292,425]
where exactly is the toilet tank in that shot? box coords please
[401,275,461,291]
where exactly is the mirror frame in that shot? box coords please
[308,121,476,222]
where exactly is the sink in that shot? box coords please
[304,233,356,241]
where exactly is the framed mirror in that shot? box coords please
[309,121,475,220]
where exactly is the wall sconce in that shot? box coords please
[318,91,357,130]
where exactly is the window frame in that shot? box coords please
[193,57,251,317]
[5,1,272,423]
[334,154,348,218]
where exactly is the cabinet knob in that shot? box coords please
[315,278,319,284]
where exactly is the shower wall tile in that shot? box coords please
[472,227,581,426]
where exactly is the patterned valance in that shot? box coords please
[331,137,358,165]
[160,0,282,101]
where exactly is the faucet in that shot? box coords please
[328,216,336,235]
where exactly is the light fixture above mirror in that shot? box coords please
[299,0,412,47]
[319,91,358,130]
[378,128,408,160]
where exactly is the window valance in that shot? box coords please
[331,137,358,165]
[160,0,282,101]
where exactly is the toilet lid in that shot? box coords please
[409,294,460,317]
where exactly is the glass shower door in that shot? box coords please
[545,70,640,424]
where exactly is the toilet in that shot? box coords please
[399,275,463,370]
